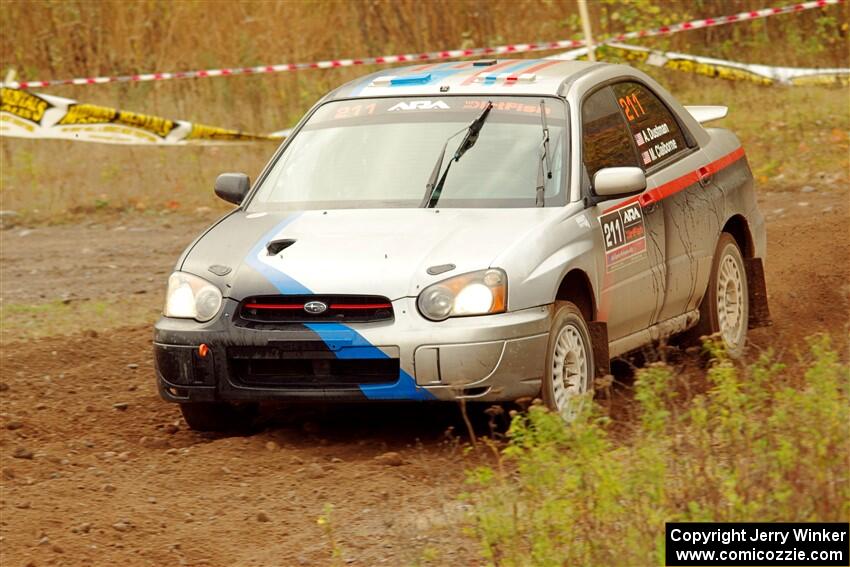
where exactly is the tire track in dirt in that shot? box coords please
[1,186,847,565]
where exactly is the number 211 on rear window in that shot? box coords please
[618,93,645,122]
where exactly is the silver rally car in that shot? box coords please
[154,58,770,430]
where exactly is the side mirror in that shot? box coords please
[593,167,646,198]
[214,173,250,205]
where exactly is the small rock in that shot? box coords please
[52,543,64,553]
[331,457,344,464]
[290,456,304,465]
[374,451,405,467]
[15,501,30,509]
[127,384,138,392]
[74,522,92,534]
[83,329,98,338]
[6,421,24,430]
[800,185,815,193]
[112,521,130,532]
[12,447,33,460]
[139,436,168,449]
[112,402,129,411]
[305,463,325,479]
[102,483,116,493]
[797,201,810,207]
[0,382,8,392]
[265,441,279,452]
[256,511,271,523]
[127,364,139,370]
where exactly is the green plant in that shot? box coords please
[463,335,850,566]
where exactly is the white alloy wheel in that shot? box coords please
[716,251,746,350]
[691,233,750,358]
[551,324,589,419]
[543,302,594,420]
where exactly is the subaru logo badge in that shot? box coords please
[304,301,328,314]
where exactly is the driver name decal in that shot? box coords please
[600,202,647,272]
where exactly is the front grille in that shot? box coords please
[228,346,398,388]
[238,295,394,324]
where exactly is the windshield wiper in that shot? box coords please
[536,99,552,207]
[421,101,494,208]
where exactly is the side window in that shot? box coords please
[612,81,687,169]
[581,87,640,181]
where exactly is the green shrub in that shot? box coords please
[463,335,850,566]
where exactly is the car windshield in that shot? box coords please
[248,96,568,210]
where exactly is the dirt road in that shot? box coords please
[1,186,847,566]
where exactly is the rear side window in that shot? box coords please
[612,81,687,169]
[581,87,640,180]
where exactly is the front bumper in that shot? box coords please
[154,297,552,403]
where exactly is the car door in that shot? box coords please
[581,86,666,343]
[610,81,719,323]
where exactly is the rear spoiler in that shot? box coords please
[684,105,728,124]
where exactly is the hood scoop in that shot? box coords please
[266,239,296,256]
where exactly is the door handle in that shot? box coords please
[697,166,712,187]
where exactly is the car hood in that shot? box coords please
[181,207,557,301]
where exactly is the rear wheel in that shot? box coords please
[179,402,257,432]
[692,233,749,358]
[542,301,595,421]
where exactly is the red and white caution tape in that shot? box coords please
[550,43,850,86]
[1,0,843,89]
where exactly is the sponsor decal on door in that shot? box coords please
[600,202,648,272]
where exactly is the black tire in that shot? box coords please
[690,232,749,358]
[541,301,595,420]
[179,402,257,432]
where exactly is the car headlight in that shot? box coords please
[164,272,223,322]
[417,269,507,321]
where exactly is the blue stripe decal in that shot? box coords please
[245,214,311,294]
[481,59,542,85]
[305,324,434,400]
[498,59,543,75]
[245,220,435,400]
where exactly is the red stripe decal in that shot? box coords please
[602,147,746,214]
[504,59,563,81]
[243,303,303,310]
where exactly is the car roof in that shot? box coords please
[326,58,604,100]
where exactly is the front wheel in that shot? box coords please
[179,402,257,432]
[692,232,749,358]
[541,301,595,421]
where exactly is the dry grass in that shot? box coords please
[0,0,847,222]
